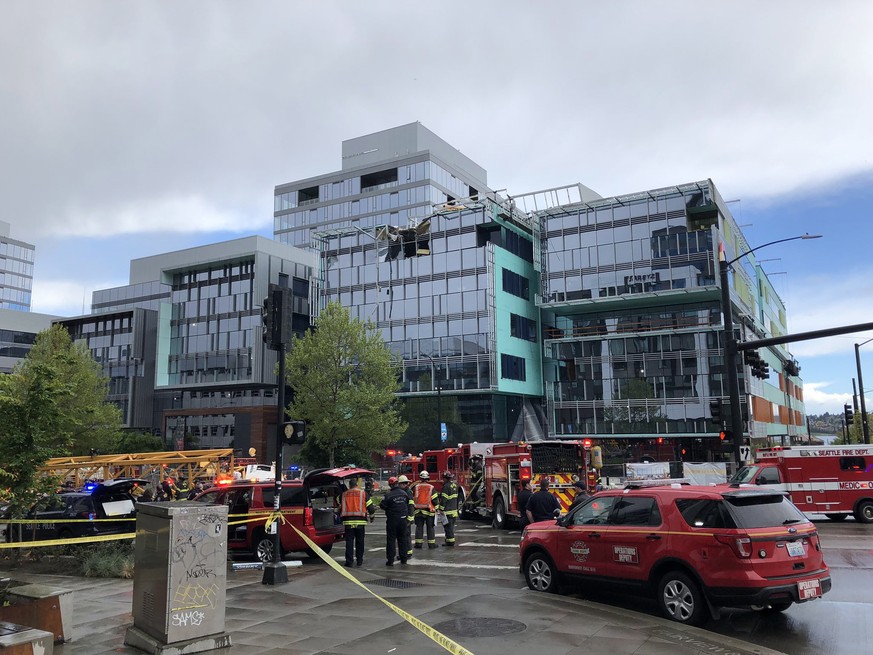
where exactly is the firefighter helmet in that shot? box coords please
[442,470,453,479]
[397,475,409,483]
[388,476,398,486]
[419,470,430,480]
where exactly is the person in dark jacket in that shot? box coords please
[437,471,459,547]
[525,478,562,523]
[379,477,413,565]
[517,479,533,528]
[568,480,590,511]
[397,475,414,561]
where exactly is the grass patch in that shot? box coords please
[2,541,135,579]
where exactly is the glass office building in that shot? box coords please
[0,221,35,311]
[314,197,549,446]
[66,237,316,453]
[535,179,806,457]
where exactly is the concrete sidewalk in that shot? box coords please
[2,563,787,655]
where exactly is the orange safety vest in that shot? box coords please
[414,483,435,511]
[341,488,368,518]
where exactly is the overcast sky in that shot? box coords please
[3,1,872,416]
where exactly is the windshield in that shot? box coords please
[729,466,760,484]
[724,494,806,528]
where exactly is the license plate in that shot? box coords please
[787,541,805,557]
[797,578,821,600]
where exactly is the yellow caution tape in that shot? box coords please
[288,523,475,655]
[0,532,136,549]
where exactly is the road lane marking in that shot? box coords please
[403,560,517,571]
[457,543,517,548]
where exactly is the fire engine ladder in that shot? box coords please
[40,448,236,488]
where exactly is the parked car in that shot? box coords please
[11,478,146,542]
[193,466,373,562]
[519,483,832,626]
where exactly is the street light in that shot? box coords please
[720,233,822,466]
[855,337,873,444]
[423,354,443,443]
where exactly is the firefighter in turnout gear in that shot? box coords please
[397,475,415,560]
[437,470,459,547]
[339,477,376,567]
[412,470,439,549]
[379,476,413,565]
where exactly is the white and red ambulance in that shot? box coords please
[728,444,873,523]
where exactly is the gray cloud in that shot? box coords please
[2,0,872,244]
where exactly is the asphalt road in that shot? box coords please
[313,513,873,655]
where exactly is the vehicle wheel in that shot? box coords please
[524,552,559,593]
[457,488,468,519]
[854,500,873,524]
[657,571,706,626]
[826,513,848,522]
[57,528,74,541]
[763,601,793,613]
[253,532,280,563]
[493,496,507,530]
[305,543,332,558]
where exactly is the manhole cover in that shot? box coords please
[431,617,526,638]
[366,578,424,589]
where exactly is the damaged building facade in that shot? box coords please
[274,123,806,454]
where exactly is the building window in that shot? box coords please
[510,313,537,342]
[501,354,526,381]
[502,269,529,300]
[504,230,533,263]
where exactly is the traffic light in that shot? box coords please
[844,404,854,426]
[262,294,274,345]
[281,420,306,445]
[262,284,293,349]
[744,349,770,379]
[709,399,723,424]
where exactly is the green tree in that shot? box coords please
[112,431,165,454]
[0,325,123,513]
[286,301,406,468]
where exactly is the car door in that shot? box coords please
[555,495,617,577]
[598,495,663,583]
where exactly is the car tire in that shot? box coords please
[493,496,507,530]
[524,552,559,593]
[657,571,707,626]
[825,513,848,522]
[854,500,873,524]
[253,532,281,563]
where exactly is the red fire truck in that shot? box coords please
[398,443,498,515]
[729,444,873,523]
[466,440,591,529]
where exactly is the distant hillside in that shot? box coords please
[806,412,846,435]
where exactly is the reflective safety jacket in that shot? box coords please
[340,488,375,526]
[413,482,438,515]
[438,481,459,517]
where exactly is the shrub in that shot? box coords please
[79,542,135,579]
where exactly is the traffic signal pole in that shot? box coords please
[719,258,745,468]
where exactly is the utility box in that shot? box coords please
[125,502,231,654]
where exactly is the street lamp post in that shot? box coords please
[854,338,873,444]
[719,233,822,466]
[423,354,442,443]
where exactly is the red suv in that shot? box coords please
[519,484,831,625]
[194,466,372,562]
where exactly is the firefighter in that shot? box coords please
[379,476,412,565]
[339,477,376,567]
[412,470,439,549]
[397,475,415,560]
[437,470,459,547]
[525,477,561,524]
[517,478,533,528]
